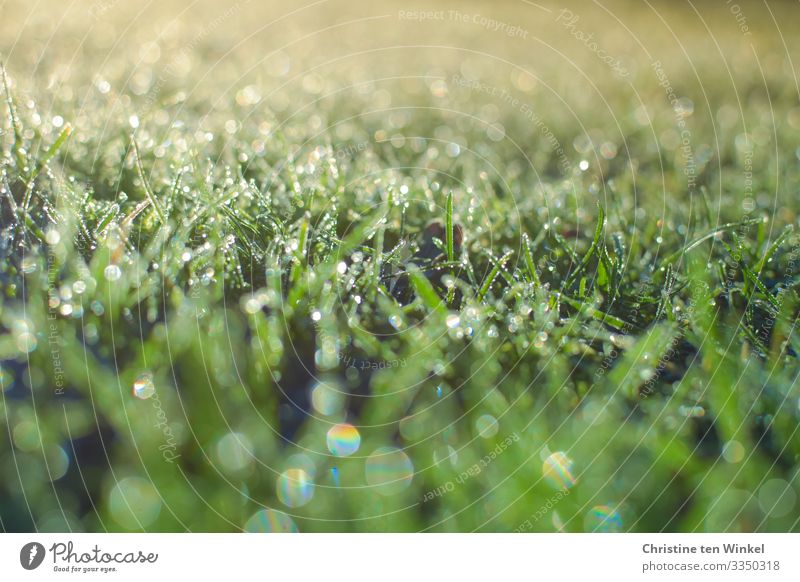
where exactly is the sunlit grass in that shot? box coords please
[1,0,799,532]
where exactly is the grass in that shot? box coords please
[1,0,799,533]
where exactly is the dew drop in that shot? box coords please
[104,264,122,281]
[132,373,155,399]
[445,314,460,329]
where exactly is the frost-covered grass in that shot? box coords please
[1,0,799,532]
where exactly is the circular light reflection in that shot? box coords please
[542,451,577,490]
[276,468,314,508]
[365,447,414,495]
[327,423,361,457]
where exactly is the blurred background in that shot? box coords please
[1,0,799,532]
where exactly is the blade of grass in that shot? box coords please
[445,190,454,263]
[28,123,72,183]
[132,137,166,224]
[522,232,540,289]
[756,224,794,275]
[605,321,680,399]
[1,63,27,176]
[562,294,630,330]
[663,218,761,264]
[721,238,780,311]
[409,266,445,312]
[477,250,512,302]
[564,204,605,288]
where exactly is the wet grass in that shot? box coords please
[1,0,799,532]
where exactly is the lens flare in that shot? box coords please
[584,505,623,532]
[244,509,298,533]
[326,423,361,457]
[542,451,577,490]
[475,414,499,438]
[365,447,414,495]
[109,477,161,529]
[276,468,314,508]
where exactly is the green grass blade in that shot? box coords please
[522,232,540,289]
[663,218,761,264]
[565,204,605,288]
[409,266,445,311]
[28,123,72,183]
[1,63,27,176]
[445,190,454,263]
[132,137,166,224]
[756,224,794,275]
[606,322,680,399]
[477,250,512,302]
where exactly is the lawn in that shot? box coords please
[1,0,799,532]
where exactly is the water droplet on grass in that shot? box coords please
[445,314,460,329]
[132,373,155,399]
[16,332,37,353]
[240,294,261,314]
[104,264,121,281]
[21,257,37,273]
[476,414,499,438]
[45,229,60,245]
